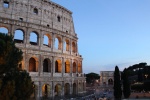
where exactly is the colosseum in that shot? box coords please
[0,0,86,99]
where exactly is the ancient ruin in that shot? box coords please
[0,0,85,99]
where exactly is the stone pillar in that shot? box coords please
[62,82,64,96]
[62,57,65,76]
[52,82,55,98]
[52,56,55,75]
[26,28,30,44]
[62,36,64,53]
[70,59,73,73]
[52,32,55,52]
[70,82,72,94]
[70,39,72,55]
[35,82,41,100]
[38,31,41,47]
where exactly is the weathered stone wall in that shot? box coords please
[0,0,86,99]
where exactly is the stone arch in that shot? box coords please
[64,83,70,95]
[14,29,24,43]
[30,31,39,45]
[73,62,76,73]
[72,42,76,53]
[30,84,37,99]
[42,84,50,97]
[55,59,62,73]
[55,36,61,50]
[43,58,51,72]
[33,8,38,15]
[29,57,38,72]
[65,60,70,73]
[78,62,82,73]
[73,83,76,95]
[0,27,8,34]
[108,78,113,85]
[64,39,69,51]
[43,34,51,47]
[55,84,62,96]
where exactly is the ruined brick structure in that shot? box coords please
[0,0,86,99]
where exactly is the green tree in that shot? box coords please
[0,33,34,100]
[86,72,100,84]
[114,66,122,100]
[0,33,22,76]
[122,68,130,98]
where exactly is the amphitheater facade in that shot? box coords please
[0,0,86,99]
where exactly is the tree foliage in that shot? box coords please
[114,66,122,100]
[0,33,33,100]
[0,33,22,75]
[86,72,100,84]
[122,68,130,98]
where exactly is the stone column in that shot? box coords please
[52,56,55,76]
[52,82,55,99]
[62,82,64,96]
[70,39,72,55]
[62,57,65,76]
[52,33,55,52]
[62,36,64,53]
[70,59,73,73]
[70,82,72,95]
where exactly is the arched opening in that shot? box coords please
[108,78,113,85]
[55,60,61,73]
[43,58,51,72]
[72,42,76,53]
[57,16,61,22]
[78,63,82,73]
[30,84,37,99]
[55,37,61,50]
[73,62,76,73]
[55,84,61,96]
[30,32,38,45]
[33,8,38,14]
[65,60,70,73]
[29,57,36,72]
[42,84,50,97]
[14,29,24,43]
[64,39,69,51]
[64,83,70,95]
[73,83,76,95]
[43,34,51,47]
[0,27,8,34]
[43,59,48,72]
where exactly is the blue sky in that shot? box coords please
[52,0,150,74]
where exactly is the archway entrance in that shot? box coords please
[108,78,113,85]
[73,83,76,95]
[55,84,61,96]
[64,83,70,95]
[29,57,36,72]
[42,84,50,97]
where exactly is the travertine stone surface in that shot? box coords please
[0,0,86,99]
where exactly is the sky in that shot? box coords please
[51,0,150,74]
[1,0,150,74]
